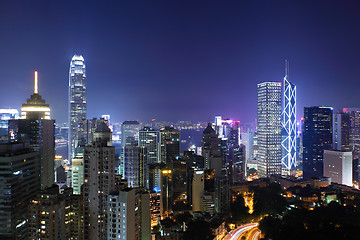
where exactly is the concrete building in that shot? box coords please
[192,170,204,212]
[324,150,352,186]
[84,121,116,240]
[71,157,84,195]
[107,188,151,240]
[257,82,282,178]
[0,142,40,239]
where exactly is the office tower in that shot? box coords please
[333,112,351,151]
[172,158,187,210]
[159,126,180,166]
[241,132,254,161]
[12,71,55,189]
[68,55,87,161]
[344,108,360,185]
[107,188,151,240]
[192,170,205,212]
[231,144,246,183]
[120,121,141,176]
[281,61,297,176]
[84,121,115,240]
[121,121,141,147]
[71,157,84,195]
[0,142,40,239]
[160,169,172,217]
[202,123,222,176]
[303,106,333,179]
[0,109,19,142]
[139,127,159,190]
[257,82,282,178]
[123,145,146,188]
[323,150,352,186]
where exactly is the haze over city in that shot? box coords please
[1,1,360,124]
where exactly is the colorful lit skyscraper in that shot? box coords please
[257,82,282,178]
[68,55,86,161]
[281,60,297,176]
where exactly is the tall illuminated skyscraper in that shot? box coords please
[11,71,55,190]
[257,82,282,178]
[68,55,86,161]
[281,61,297,176]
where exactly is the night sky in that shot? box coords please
[1,1,360,124]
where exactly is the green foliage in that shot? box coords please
[251,183,288,217]
[259,202,360,240]
[184,220,214,240]
[230,194,251,224]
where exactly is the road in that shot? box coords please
[223,223,259,240]
[246,226,261,240]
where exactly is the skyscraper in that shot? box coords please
[303,106,333,179]
[257,82,282,178]
[0,109,19,142]
[0,142,40,239]
[68,55,86,161]
[138,127,159,190]
[84,121,115,240]
[202,123,222,176]
[120,121,141,176]
[333,112,351,151]
[12,71,55,189]
[281,61,297,176]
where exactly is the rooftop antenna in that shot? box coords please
[34,71,38,94]
[285,60,289,80]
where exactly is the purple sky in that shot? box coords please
[1,1,360,124]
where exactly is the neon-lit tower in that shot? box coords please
[68,55,86,161]
[281,60,297,176]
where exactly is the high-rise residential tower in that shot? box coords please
[68,55,86,161]
[84,121,115,240]
[257,82,282,178]
[281,61,297,176]
[303,106,333,179]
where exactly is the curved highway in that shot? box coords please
[224,223,259,240]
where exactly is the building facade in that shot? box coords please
[107,188,151,240]
[281,61,297,176]
[68,55,87,162]
[84,122,115,240]
[303,106,333,179]
[257,82,282,178]
[0,142,40,239]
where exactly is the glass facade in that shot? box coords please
[257,82,282,178]
[68,55,86,161]
[281,61,297,176]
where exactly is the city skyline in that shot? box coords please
[1,1,360,124]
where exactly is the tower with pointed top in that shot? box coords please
[11,71,55,189]
[68,55,87,162]
[281,60,297,176]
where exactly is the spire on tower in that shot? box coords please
[285,60,289,79]
[34,71,38,94]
